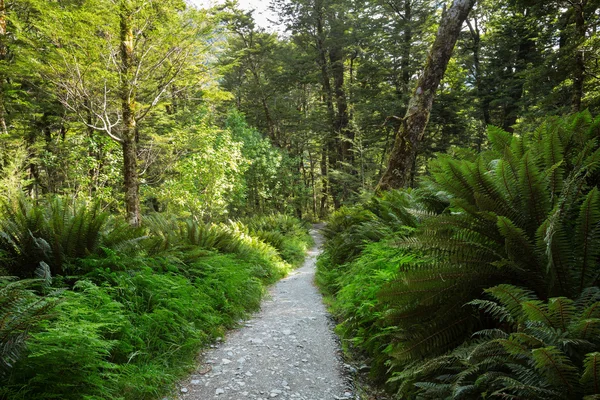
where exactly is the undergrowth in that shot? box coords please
[317,112,600,399]
[0,201,312,399]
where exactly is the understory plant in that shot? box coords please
[382,111,600,363]
[0,279,56,380]
[393,284,600,399]
[0,197,312,399]
[317,111,600,397]
[0,197,139,278]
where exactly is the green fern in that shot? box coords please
[0,278,56,379]
[0,196,141,277]
[397,284,600,399]
[381,112,600,366]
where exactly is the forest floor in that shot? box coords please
[177,226,354,400]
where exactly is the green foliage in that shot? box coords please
[318,112,600,397]
[0,279,56,380]
[394,284,600,399]
[315,189,425,383]
[243,214,313,266]
[381,112,600,364]
[330,242,418,379]
[0,198,311,399]
[0,197,139,278]
[319,189,420,274]
[225,111,305,217]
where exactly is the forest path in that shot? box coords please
[178,225,353,400]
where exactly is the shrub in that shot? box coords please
[317,112,600,397]
[243,214,313,266]
[317,189,420,295]
[1,205,311,399]
[329,242,418,380]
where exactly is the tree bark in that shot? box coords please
[0,0,5,58]
[319,147,328,218]
[466,17,489,151]
[120,1,141,226]
[378,0,476,190]
[0,0,8,135]
[401,0,412,98]
[315,1,336,215]
[572,0,587,112]
[329,13,353,166]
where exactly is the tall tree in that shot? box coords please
[44,0,210,225]
[378,0,476,190]
[0,0,8,134]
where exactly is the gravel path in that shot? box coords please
[178,226,352,400]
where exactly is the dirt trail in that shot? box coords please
[178,226,352,400]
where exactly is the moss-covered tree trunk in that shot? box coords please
[377,0,476,190]
[120,1,141,226]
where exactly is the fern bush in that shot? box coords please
[317,189,421,296]
[331,242,419,381]
[317,112,600,397]
[0,197,312,399]
[394,284,600,399]
[142,214,292,283]
[382,111,600,363]
[0,197,140,278]
[0,279,56,381]
[242,214,313,266]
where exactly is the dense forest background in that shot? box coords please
[1,0,598,220]
[1,0,600,398]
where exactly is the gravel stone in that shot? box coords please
[178,226,351,399]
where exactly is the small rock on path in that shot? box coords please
[178,226,352,400]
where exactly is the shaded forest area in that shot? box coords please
[1,0,600,399]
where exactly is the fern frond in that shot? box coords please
[518,151,550,232]
[531,346,579,391]
[488,126,514,155]
[547,297,577,331]
[575,188,600,292]
[542,129,565,198]
[582,352,600,396]
[485,284,536,322]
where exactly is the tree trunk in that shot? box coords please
[401,0,412,98]
[0,0,7,135]
[466,17,489,152]
[329,13,353,167]
[315,2,335,215]
[572,1,587,112]
[0,0,5,59]
[120,1,141,226]
[378,0,476,190]
[319,147,328,218]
